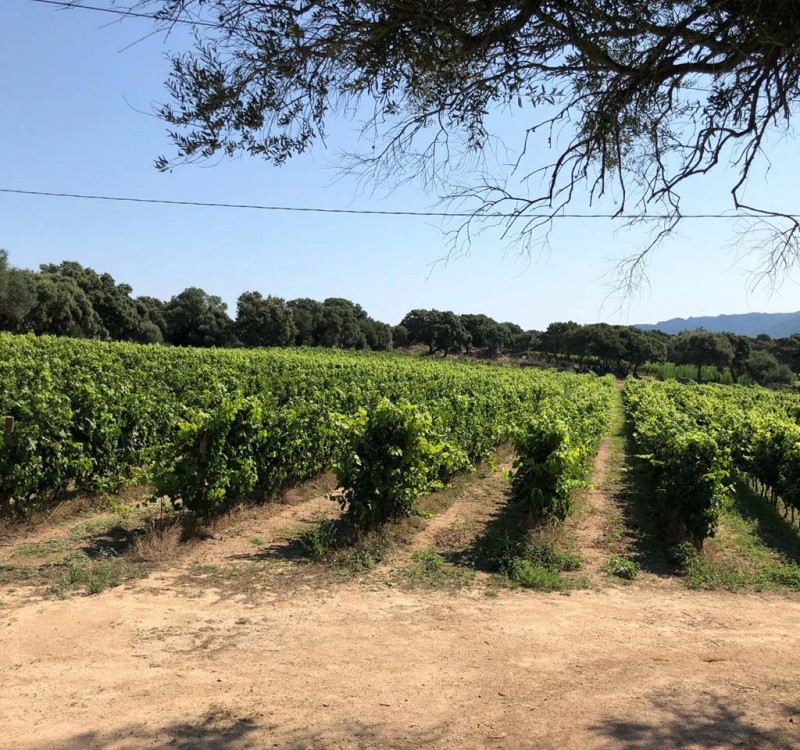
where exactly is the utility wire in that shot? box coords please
[1,187,791,220]
[28,0,220,28]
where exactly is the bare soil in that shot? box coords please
[2,581,799,749]
[568,433,616,576]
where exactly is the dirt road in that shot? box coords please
[2,580,799,749]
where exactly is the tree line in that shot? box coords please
[536,322,797,387]
[0,251,393,350]
[1,250,798,386]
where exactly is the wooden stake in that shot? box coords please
[3,416,13,446]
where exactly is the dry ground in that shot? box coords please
[2,582,799,749]
[2,407,800,749]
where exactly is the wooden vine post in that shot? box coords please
[3,416,14,446]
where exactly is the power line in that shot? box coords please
[0,187,790,220]
[28,0,220,28]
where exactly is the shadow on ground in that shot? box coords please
[43,710,450,750]
[590,692,797,749]
[80,525,142,559]
[731,480,800,567]
[227,535,312,563]
[456,483,520,574]
[41,694,799,749]
[611,422,675,577]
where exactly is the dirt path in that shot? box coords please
[571,435,615,573]
[191,475,342,568]
[407,455,514,555]
[2,582,798,749]
[566,390,626,580]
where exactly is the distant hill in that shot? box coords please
[635,312,800,339]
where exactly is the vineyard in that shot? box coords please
[0,333,613,528]
[3,334,800,749]
[4,332,800,586]
[625,379,800,549]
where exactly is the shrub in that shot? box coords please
[154,394,265,518]
[334,399,468,530]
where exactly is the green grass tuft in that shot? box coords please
[400,550,475,590]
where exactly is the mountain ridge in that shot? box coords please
[635,311,800,338]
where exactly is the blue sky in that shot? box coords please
[2,1,800,329]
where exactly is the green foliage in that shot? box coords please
[669,541,707,588]
[315,298,368,349]
[669,330,735,382]
[770,567,800,588]
[511,420,578,521]
[510,378,613,522]
[2,334,609,524]
[334,400,468,529]
[164,287,235,347]
[39,261,156,343]
[503,558,566,592]
[499,540,582,591]
[0,250,36,332]
[602,554,638,580]
[401,550,474,590]
[235,291,297,347]
[154,395,265,518]
[24,272,105,339]
[432,311,471,355]
[644,362,734,384]
[391,324,410,348]
[297,519,341,560]
[525,541,582,572]
[626,378,800,551]
[745,349,795,387]
[624,380,732,547]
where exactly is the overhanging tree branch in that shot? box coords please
[114,0,800,285]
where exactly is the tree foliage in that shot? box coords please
[669,329,735,381]
[164,287,235,347]
[3,252,800,378]
[236,291,297,347]
[745,350,795,387]
[24,272,105,339]
[135,296,168,344]
[137,0,800,282]
[0,250,36,332]
[40,261,155,343]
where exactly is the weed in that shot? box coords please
[504,558,565,592]
[769,566,800,588]
[249,536,265,547]
[433,519,477,549]
[297,519,341,561]
[70,517,114,541]
[129,522,181,563]
[400,550,474,590]
[296,514,398,575]
[46,552,146,598]
[525,541,582,572]
[15,538,68,557]
[666,483,800,592]
[111,501,134,520]
[602,554,638,580]
[332,532,394,574]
